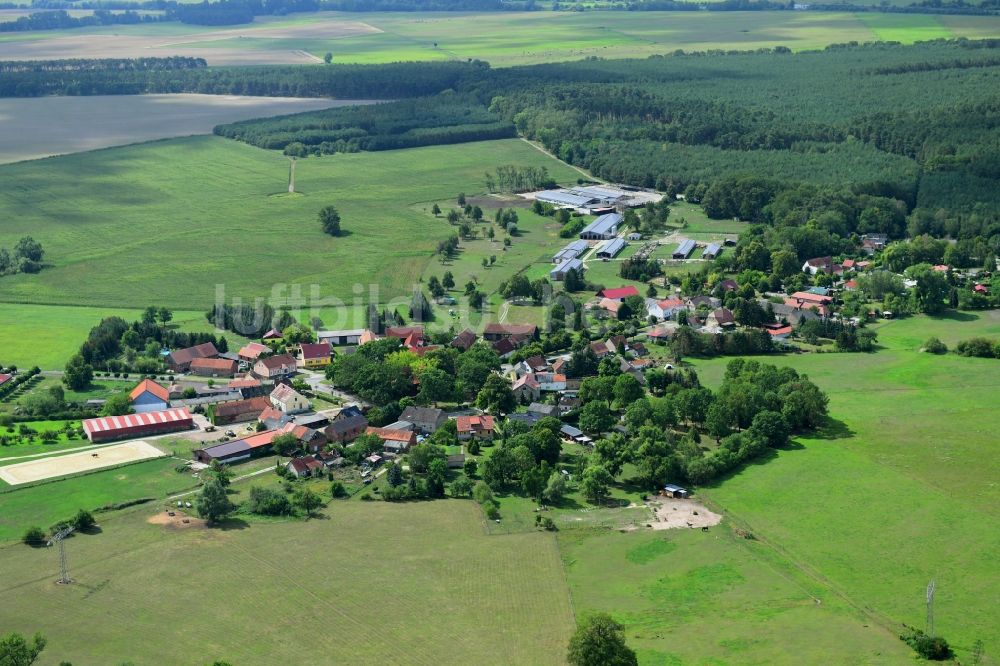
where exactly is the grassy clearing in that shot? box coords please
[0,500,574,665]
[559,527,911,664]
[0,137,579,311]
[857,13,953,42]
[684,311,1000,662]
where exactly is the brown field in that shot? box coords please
[0,94,371,164]
[0,14,380,65]
[0,440,164,485]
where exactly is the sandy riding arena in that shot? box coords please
[647,498,723,530]
[0,441,165,485]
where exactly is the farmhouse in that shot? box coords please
[763,323,793,340]
[279,421,328,452]
[579,213,621,240]
[646,297,685,320]
[324,413,368,444]
[596,286,639,301]
[128,379,169,413]
[238,342,270,363]
[550,258,584,281]
[802,256,843,276]
[287,455,324,479]
[254,354,297,380]
[399,406,447,434]
[82,408,193,443]
[456,415,495,441]
[318,328,366,346]
[483,323,537,342]
[189,357,237,378]
[451,329,478,351]
[512,374,541,402]
[672,239,696,259]
[207,396,271,425]
[365,427,417,453]
[706,308,736,329]
[596,237,626,260]
[270,383,310,414]
[167,342,218,372]
[297,342,332,369]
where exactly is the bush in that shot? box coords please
[246,486,294,516]
[72,509,96,531]
[330,481,348,498]
[484,502,501,520]
[954,337,998,358]
[22,526,45,546]
[900,628,953,661]
[923,337,947,354]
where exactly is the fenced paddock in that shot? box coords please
[0,441,165,486]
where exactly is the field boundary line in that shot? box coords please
[699,495,901,635]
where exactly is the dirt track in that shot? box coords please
[647,498,722,530]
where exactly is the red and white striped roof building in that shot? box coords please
[82,408,194,443]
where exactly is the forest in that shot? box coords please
[5,40,998,248]
[215,95,515,154]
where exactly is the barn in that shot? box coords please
[579,213,621,241]
[596,238,626,260]
[672,240,696,259]
[82,408,194,443]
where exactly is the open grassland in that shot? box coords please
[3,11,999,67]
[0,304,244,369]
[0,95,361,165]
[686,311,1000,662]
[559,528,911,665]
[0,136,580,310]
[0,500,574,665]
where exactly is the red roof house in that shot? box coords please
[596,286,640,301]
[456,415,495,440]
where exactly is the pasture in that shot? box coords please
[0,304,243,369]
[2,11,999,67]
[0,136,581,310]
[0,95,364,164]
[559,528,911,665]
[0,500,575,665]
[686,311,1000,662]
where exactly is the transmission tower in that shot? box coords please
[47,526,74,584]
[926,579,936,637]
[287,157,297,194]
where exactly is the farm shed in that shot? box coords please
[535,190,599,208]
[552,239,590,264]
[550,258,584,281]
[129,379,169,413]
[317,328,366,346]
[663,484,689,498]
[672,240,696,259]
[596,238,626,260]
[579,213,621,240]
[702,243,722,259]
[83,408,193,443]
[193,429,279,464]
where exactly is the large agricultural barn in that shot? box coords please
[82,408,194,443]
[579,213,621,241]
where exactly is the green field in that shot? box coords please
[0,304,238,369]
[683,311,1000,662]
[4,11,1000,67]
[0,500,575,665]
[0,137,580,311]
[560,528,912,664]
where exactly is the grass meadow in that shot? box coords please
[685,312,1000,662]
[0,501,575,665]
[0,137,580,311]
[0,304,241,369]
[2,11,999,67]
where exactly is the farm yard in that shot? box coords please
[2,11,999,67]
[0,95,362,164]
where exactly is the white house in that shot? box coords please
[270,383,310,414]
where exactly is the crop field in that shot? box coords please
[685,311,1000,662]
[0,95,363,165]
[0,136,580,310]
[3,11,999,67]
[0,500,575,665]
[559,527,911,664]
[0,304,242,369]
